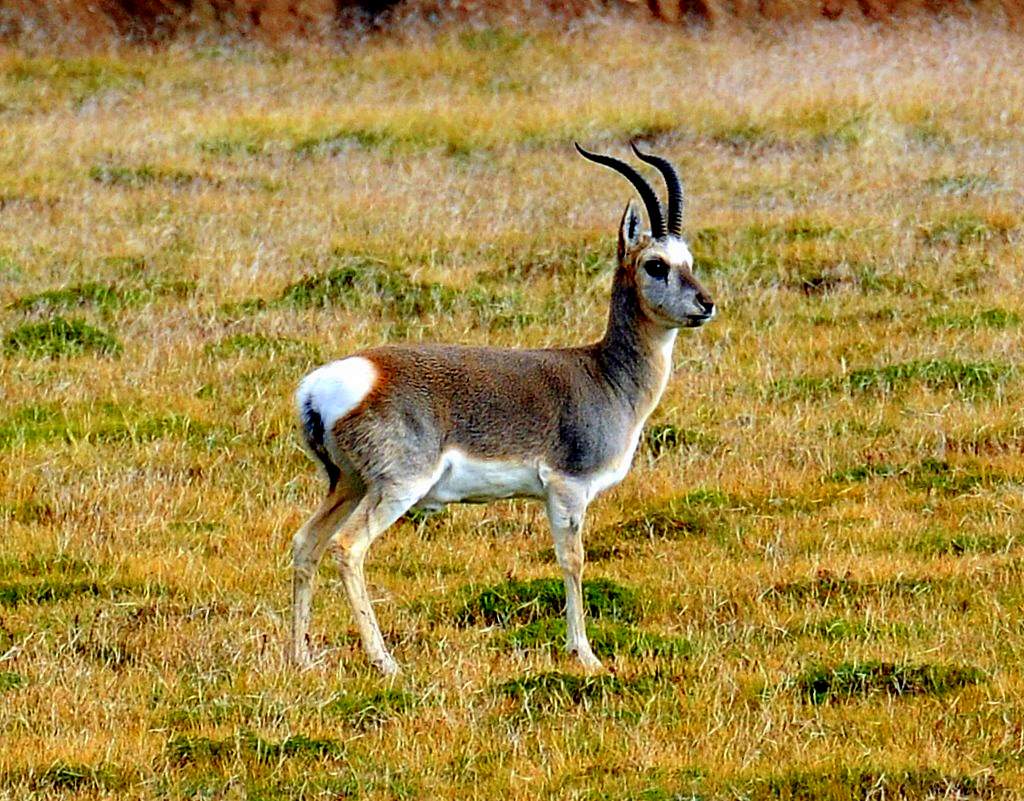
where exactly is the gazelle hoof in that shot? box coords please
[571,647,605,673]
[372,655,401,676]
[291,652,314,670]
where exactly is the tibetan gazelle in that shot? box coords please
[291,142,715,674]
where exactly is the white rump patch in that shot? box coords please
[296,356,377,429]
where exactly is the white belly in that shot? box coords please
[415,449,545,510]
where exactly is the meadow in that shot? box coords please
[2,19,1024,799]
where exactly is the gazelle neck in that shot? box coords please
[595,270,677,410]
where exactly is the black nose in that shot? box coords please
[697,295,715,316]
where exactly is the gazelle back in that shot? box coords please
[291,142,715,674]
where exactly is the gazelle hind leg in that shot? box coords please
[330,484,424,675]
[544,477,602,672]
[291,484,361,667]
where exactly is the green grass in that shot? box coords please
[453,578,641,626]
[924,173,1000,196]
[920,214,1012,245]
[321,688,417,727]
[764,571,937,605]
[497,619,692,659]
[10,279,194,312]
[613,494,721,541]
[0,574,166,607]
[829,458,1011,495]
[166,731,345,766]
[784,616,909,642]
[740,768,998,801]
[493,671,664,710]
[0,579,107,607]
[926,307,1021,329]
[24,763,127,792]
[642,423,717,457]
[196,133,264,156]
[909,528,1017,555]
[0,402,213,450]
[773,359,1014,399]
[2,317,121,358]
[89,163,201,189]
[4,56,146,105]
[204,332,319,359]
[278,257,459,314]
[0,553,170,607]
[793,661,985,703]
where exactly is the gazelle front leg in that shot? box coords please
[544,477,603,672]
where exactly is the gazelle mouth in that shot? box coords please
[684,313,714,327]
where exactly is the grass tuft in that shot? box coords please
[0,671,25,692]
[643,423,717,457]
[204,332,318,360]
[89,163,201,189]
[30,762,126,792]
[926,307,1021,330]
[920,214,1012,246]
[786,616,909,642]
[924,173,999,196]
[829,458,1008,495]
[614,496,718,542]
[745,768,998,800]
[0,553,168,607]
[279,257,459,316]
[794,661,985,703]
[497,619,691,659]
[197,133,263,156]
[321,688,416,727]
[453,577,640,626]
[476,240,613,284]
[493,671,662,709]
[0,498,56,524]
[7,56,145,104]
[2,317,121,358]
[765,570,935,604]
[0,402,212,450]
[0,579,106,606]
[910,528,1017,556]
[0,401,211,450]
[10,279,194,312]
[166,731,344,766]
[773,359,1013,399]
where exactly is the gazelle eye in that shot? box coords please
[643,259,669,280]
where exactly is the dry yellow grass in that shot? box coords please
[2,19,1024,800]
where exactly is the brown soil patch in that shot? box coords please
[0,0,1020,46]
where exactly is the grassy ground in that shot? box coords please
[2,19,1024,800]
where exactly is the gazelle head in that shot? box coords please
[575,142,715,329]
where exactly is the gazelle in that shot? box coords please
[291,142,715,674]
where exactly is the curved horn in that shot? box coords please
[630,141,683,236]
[574,142,666,239]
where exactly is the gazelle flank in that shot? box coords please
[291,142,715,675]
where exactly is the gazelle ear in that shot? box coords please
[618,200,643,262]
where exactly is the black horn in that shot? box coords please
[630,141,683,236]
[574,142,666,239]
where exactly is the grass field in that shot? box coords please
[2,19,1024,800]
